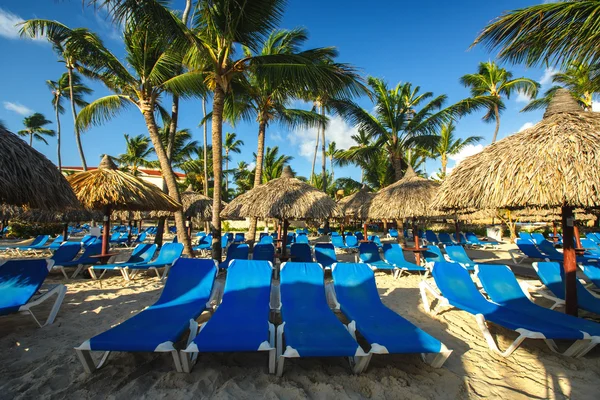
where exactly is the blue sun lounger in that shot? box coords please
[220,243,249,269]
[331,234,349,251]
[387,228,399,239]
[580,238,600,258]
[345,235,359,249]
[290,243,312,262]
[54,242,102,279]
[0,259,67,327]
[538,240,598,263]
[444,245,477,271]
[420,261,589,357]
[509,239,555,264]
[476,264,600,357]
[532,262,600,315]
[181,260,275,374]
[437,233,455,246]
[75,258,218,373]
[331,262,452,370]
[425,230,439,245]
[314,243,337,269]
[358,242,396,274]
[253,243,275,262]
[382,243,428,278]
[276,262,368,376]
[88,243,157,280]
[0,235,50,255]
[422,245,445,267]
[465,232,498,249]
[50,242,82,266]
[580,263,600,289]
[126,243,184,280]
[368,235,383,248]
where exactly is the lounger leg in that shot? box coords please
[276,324,285,377]
[88,267,98,280]
[545,339,590,357]
[573,340,599,358]
[151,267,161,279]
[161,264,172,280]
[268,322,276,374]
[352,355,371,374]
[419,281,450,315]
[421,343,453,368]
[475,314,528,357]
[171,350,183,372]
[44,285,67,326]
[58,266,69,280]
[120,268,130,281]
[75,350,111,374]
[23,284,67,327]
[71,264,84,279]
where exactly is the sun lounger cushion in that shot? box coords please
[0,259,51,315]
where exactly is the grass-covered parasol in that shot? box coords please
[222,166,340,258]
[433,89,600,315]
[67,155,181,255]
[0,127,79,210]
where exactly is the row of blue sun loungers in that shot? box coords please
[75,259,452,375]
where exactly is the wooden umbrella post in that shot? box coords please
[552,221,558,244]
[574,223,582,249]
[562,206,578,316]
[187,216,192,238]
[281,219,289,258]
[127,219,133,245]
[363,222,368,241]
[413,218,421,265]
[102,206,111,256]
[454,212,460,243]
[62,223,69,242]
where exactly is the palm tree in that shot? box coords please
[233,161,254,194]
[181,145,213,194]
[224,132,244,192]
[472,2,600,70]
[75,21,207,256]
[259,146,293,183]
[459,62,539,143]
[117,134,154,174]
[17,113,55,147]
[335,77,453,181]
[522,61,596,112]
[432,121,482,178]
[326,141,338,182]
[47,72,92,171]
[20,20,108,170]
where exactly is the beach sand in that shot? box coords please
[1,242,599,399]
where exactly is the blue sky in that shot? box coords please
[0,1,554,182]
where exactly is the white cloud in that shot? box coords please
[539,67,558,86]
[449,144,484,164]
[516,91,532,103]
[592,101,600,112]
[289,115,359,160]
[270,131,284,142]
[0,8,44,42]
[94,11,122,42]
[3,101,32,116]
[246,162,256,171]
[518,122,534,132]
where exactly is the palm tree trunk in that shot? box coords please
[67,66,87,170]
[248,120,267,244]
[55,100,62,171]
[320,106,327,191]
[330,156,334,183]
[141,101,193,256]
[29,134,33,146]
[310,126,319,183]
[202,98,210,234]
[441,153,447,177]
[492,104,501,143]
[167,96,179,160]
[225,149,229,193]
[210,86,225,261]
[392,154,404,182]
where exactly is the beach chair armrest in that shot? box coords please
[325,282,340,310]
[270,282,281,310]
[521,280,565,309]
[419,280,449,314]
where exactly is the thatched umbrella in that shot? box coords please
[0,127,79,210]
[67,155,181,255]
[221,166,340,258]
[366,167,440,261]
[337,185,374,238]
[433,89,600,315]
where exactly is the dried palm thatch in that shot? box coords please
[0,127,79,209]
[365,167,440,219]
[111,210,146,221]
[148,186,219,220]
[67,155,181,212]
[458,208,597,224]
[433,89,600,212]
[337,185,374,219]
[221,166,340,220]
[0,204,22,220]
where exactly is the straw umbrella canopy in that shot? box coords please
[67,155,181,255]
[222,166,340,257]
[366,167,440,255]
[0,127,79,210]
[433,89,600,315]
[337,185,374,238]
[17,208,103,239]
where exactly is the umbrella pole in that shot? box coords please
[574,224,582,249]
[281,219,289,258]
[561,206,578,316]
[413,219,421,265]
[363,222,368,241]
[187,216,192,238]
[102,206,112,256]
[127,220,133,245]
[553,221,558,244]
[63,223,69,241]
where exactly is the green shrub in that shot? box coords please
[7,222,63,239]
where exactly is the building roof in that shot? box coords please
[62,166,186,179]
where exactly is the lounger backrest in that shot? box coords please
[295,235,309,244]
[518,232,533,241]
[355,232,364,241]
[533,262,565,298]
[438,233,454,244]
[580,238,600,254]
[531,233,546,245]
[49,235,65,247]
[153,243,184,265]
[516,239,546,258]
[445,245,472,264]
[155,258,217,307]
[223,260,272,310]
[109,232,120,241]
[280,262,327,310]
[0,259,51,313]
[77,242,102,263]
[258,235,274,245]
[587,233,600,243]
[332,262,380,306]
[331,235,345,247]
[477,264,528,306]
[51,242,82,263]
[345,235,359,247]
[465,232,480,244]
[425,230,438,243]
[225,243,249,263]
[314,243,336,268]
[423,245,444,263]
[382,243,406,265]
[128,243,157,263]
[580,263,600,285]
[358,242,382,263]
[290,243,313,262]
[431,261,495,314]
[331,231,340,237]
[253,243,275,262]
[135,232,147,243]
[221,235,229,249]
[537,240,561,257]
[389,229,398,237]
[234,233,245,242]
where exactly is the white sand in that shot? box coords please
[1,243,599,399]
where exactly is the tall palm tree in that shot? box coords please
[326,141,338,182]
[233,161,254,194]
[472,1,600,70]
[181,145,213,194]
[75,21,207,256]
[17,113,55,147]
[258,146,293,183]
[47,72,92,171]
[117,134,155,174]
[432,121,482,178]
[20,20,108,170]
[336,77,452,181]
[459,61,539,143]
[522,61,596,112]
[223,132,244,192]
